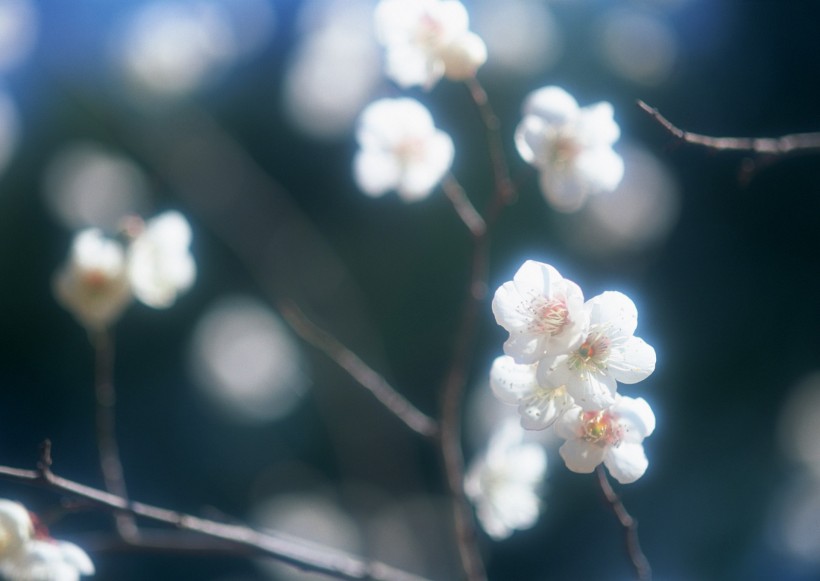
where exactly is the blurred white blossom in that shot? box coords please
[53,228,133,331]
[464,420,547,539]
[555,395,655,484]
[0,500,94,581]
[492,260,588,364]
[127,211,196,309]
[354,98,453,201]
[490,355,573,431]
[374,0,486,89]
[515,86,623,212]
[537,291,656,411]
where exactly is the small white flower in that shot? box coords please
[537,291,656,411]
[492,260,589,364]
[127,210,196,308]
[353,98,454,201]
[0,540,95,581]
[490,355,573,430]
[53,229,133,330]
[374,0,486,89]
[555,395,655,484]
[0,501,33,558]
[515,86,624,212]
[464,420,547,540]
[0,500,94,581]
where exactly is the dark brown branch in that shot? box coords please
[637,99,820,155]
[91,330,139,541]
[465,78,516,205]
[442,174,486,237]
[596,466,651,581]
[0,446,434,581]
[278,300,439,440]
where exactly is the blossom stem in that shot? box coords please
[279,300,439,439]
[92,329,139,542]
[596,466,652,581]
[465,77,515,205]
[442,174,486,237]
[0,444,433,581]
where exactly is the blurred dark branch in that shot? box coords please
[442,174,486,237]
[437,79,518,581]
[596,466,652,581]
[91,330,139,541]
[465,78,516,206]
[638,99,820,155]
[0,442,434,581]
[279,300,439,439]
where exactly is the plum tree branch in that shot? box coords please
[0,441,434,581]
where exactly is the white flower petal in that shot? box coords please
[539,165,590,213]
[543,361,616,411]
[608,336,656,384]
[586,291,638,337]
[489,355,538,405]
[521,86,578,125]
[604,442,649,484]
[574,146,624,195]
[353,151,400,197]
[519,387,572,430]
[559,438,605,474]
[611,396,656,439]
[576,101,620,147]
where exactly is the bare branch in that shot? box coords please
[596,466,652,581]
[441,174,486,237]
[279,301,439,440]
[0,448,435,581]
[637,99,820,155]
[465,78,516,206]
[91,330,139,541]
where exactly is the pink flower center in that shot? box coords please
[525,296,569,336]
[582,411,620,446]
[570,327,611,372]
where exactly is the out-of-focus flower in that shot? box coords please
[0,499,94,581]
[53,229,133,331]
[353,98,454,201]
[515,86,624,213]
[374,0,486,89]
[537,291,656,411]
[0,500,33,558]
[0,540,95,581]
[464,420,547,539]
[492,260,588,364]
[490,355,573,430]
[127,211,196,309]
[555,395,655,484]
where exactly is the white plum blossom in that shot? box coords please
[537,291,656,411]
[127,210,196,308]
[555,395,655,484]
[0,500,95,581]
[515,86,624,212]
[53,229,133,330]
[490,355,573,430]
[464,420,547,539]
[374,0,487,89]
[354,98,454,201]
[492,260,589,364]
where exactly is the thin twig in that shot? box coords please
[0,444,434,581]
[465,78,515,205]
[441,174,486,237]
[91,330,139,541]
[596,466,652,581]
[637,99,820,155]
[278,300,439,440]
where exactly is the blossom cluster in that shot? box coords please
[0,500,94,581]
[54,210,196,331]
[491,260,656,484]
[466,260,657,539]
